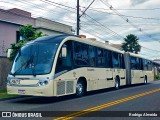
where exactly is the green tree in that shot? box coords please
[10,25,45,61]
[121,34,141,54]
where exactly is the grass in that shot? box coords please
[0,89,18,99]
[0,89,7,93]
[155,75,160,81]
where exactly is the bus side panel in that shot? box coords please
[144,70,154,82]
[97,68,109,90]
[106,68,114,88]
[120,69,126,86]
[131,70,144,84]
[54,67,105,96]
[112,68,126,86]
[54,67,116,96]
[54,70,76,96]
[119,69,126,86]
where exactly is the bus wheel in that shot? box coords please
[76,81,85,97]
[144,76,147,84]
[115,77,120,89]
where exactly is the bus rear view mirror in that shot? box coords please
[7,49,13,58]
[62,46,67,58]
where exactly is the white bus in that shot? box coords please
[7,34,154,97]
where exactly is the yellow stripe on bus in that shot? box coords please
[54,88,160,120]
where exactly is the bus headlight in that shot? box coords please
[38,80,48,86]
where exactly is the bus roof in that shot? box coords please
[129,52,153,61]
[30,34,79,43]
[28,34,151,61]
[64,36,153,61]
[27,34,123,54]
[64,36,124,54]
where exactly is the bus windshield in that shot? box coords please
[11,43,59,75]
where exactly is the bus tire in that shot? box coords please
[144,76,147,85]
[115,77,120,89]
[76,80,85,97]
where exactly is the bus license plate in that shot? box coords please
[18,90,26,94]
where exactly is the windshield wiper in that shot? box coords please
[12,60,29,76]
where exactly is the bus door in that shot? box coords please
[96,48,107,89]
[139,58,144,82]
[130,57,143,84]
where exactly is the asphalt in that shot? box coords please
[0,80,160,120]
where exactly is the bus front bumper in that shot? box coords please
[7,82,54,97]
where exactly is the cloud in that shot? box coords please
[130,0,151,6]
[0,0,160,59]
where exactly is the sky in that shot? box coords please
[0,0,160,60]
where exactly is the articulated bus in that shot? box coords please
[7,34,154,97]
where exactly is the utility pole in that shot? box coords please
[77,0,80,35]
[76,0,95,35]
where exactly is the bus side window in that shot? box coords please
[74,42,89,66]
[112,52,120,68]
[130,56,138,70]
[136,58,140,70]
[130,57,140,70]
[81,44,89,65]
[147,61,152,71]
[118,54,125,69]
[105,50,113,68]
[139,58,143,70]
[89,46,95,66]
[97,48,105,67]
[143,59,148,70]
[55,41,72,73]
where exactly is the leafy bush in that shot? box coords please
[155,75,160,80]
[9,25,46,61]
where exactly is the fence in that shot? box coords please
[0,57,12,90]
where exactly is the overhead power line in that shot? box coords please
[40,0,160,53]
[84,14,124,39]
[80,0,95,18]
[87,7,160,11]
[81,14,160,53]
[81,23,160,27]
[0,0,159,54]
[40,0,76,10]
[141,46,160,52]
[100,0,160,42]
[0,0,76,25]
[77,0,95,35]
[81,28,160,53]
[87,8,160,20]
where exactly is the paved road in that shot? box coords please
[0,81,160,120]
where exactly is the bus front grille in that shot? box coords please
[66,81,74,94]
[56,81,74,96]
[57,81,65,95]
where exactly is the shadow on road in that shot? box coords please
[12,83,150,104]
[12,95,76,104]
